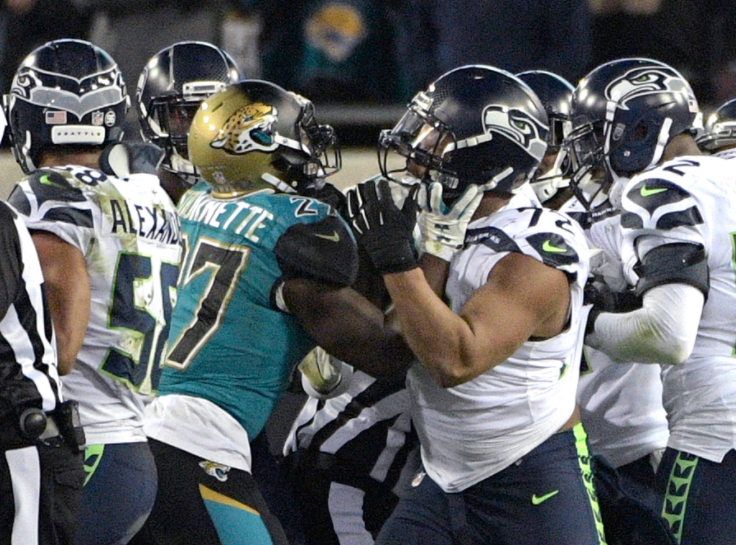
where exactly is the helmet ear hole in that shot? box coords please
[630,120,650,142]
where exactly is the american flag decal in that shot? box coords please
[45,111,67,125]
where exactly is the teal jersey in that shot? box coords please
[159,186,357,439]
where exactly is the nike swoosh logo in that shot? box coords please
[542,240,566,253]
[532,490,559,505]
[314,231,340,242]
[38,174,66,189]
[640,185,667,197]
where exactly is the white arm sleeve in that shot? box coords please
[586,283,704,364]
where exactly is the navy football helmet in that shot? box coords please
[696,98,736,153]
[136,41,243,185]
[187,80,341,195]
[517,70,574,202]
[378,64,549,201]
[6,39,129,174]
[567,58,702,207]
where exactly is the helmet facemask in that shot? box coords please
[379,86,546,205]
[697,99,736,153]
[530,114,572,203]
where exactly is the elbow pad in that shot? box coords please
[634,243,709,298]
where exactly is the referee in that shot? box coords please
[0,198,85,545]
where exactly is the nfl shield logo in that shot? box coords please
[92,111,104,126]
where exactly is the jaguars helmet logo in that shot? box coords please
[211,102,280,155]
[604,66,695,112]
[482,105,547,162]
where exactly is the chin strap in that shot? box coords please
[261,172,297,194]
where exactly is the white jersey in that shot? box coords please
[409,192,590,492]
[9,165,182,445]
[713,148,736,161]
[620,155,736,462]
[560,197,669,468]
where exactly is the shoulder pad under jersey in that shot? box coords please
[7,169,93,228]
[621,178,703,231]
[467,207,584,281]
[274,213,358,286]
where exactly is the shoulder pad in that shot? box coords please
[467,226,521,254]
[99,142,164,177]
[624,177,694,214]
[621,178,703,231]
[7,170,93,228]
[525,232,580,271]
[274,213,358,286]
[26,169,85,202]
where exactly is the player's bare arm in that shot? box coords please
[282,278,413,380]
[385,251,570,387]
[31,231,90,375]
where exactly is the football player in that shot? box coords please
[696,98,736,159]
[345,65,603,545]
[5,39,183,545]
[516,69,575,208]
[531,63,672,513]
[571,57,736,545]
[136,40,243,204]
[136,80,415,545]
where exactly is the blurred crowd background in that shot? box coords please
[0,0,734,147]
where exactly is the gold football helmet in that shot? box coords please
[188,80,340,195]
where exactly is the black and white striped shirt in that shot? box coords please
[285,369,416,489]
[0,200,60,426]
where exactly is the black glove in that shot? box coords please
[345,178,418,275]
[584,276,642,335]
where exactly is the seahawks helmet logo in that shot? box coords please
[211,102,280,154]
[482,105,547,162]
[10,64,126,120]
[604,66,695,111]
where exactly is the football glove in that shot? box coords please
[298,346,343,396]
[417,182,482,262]
[345,178,418,275]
